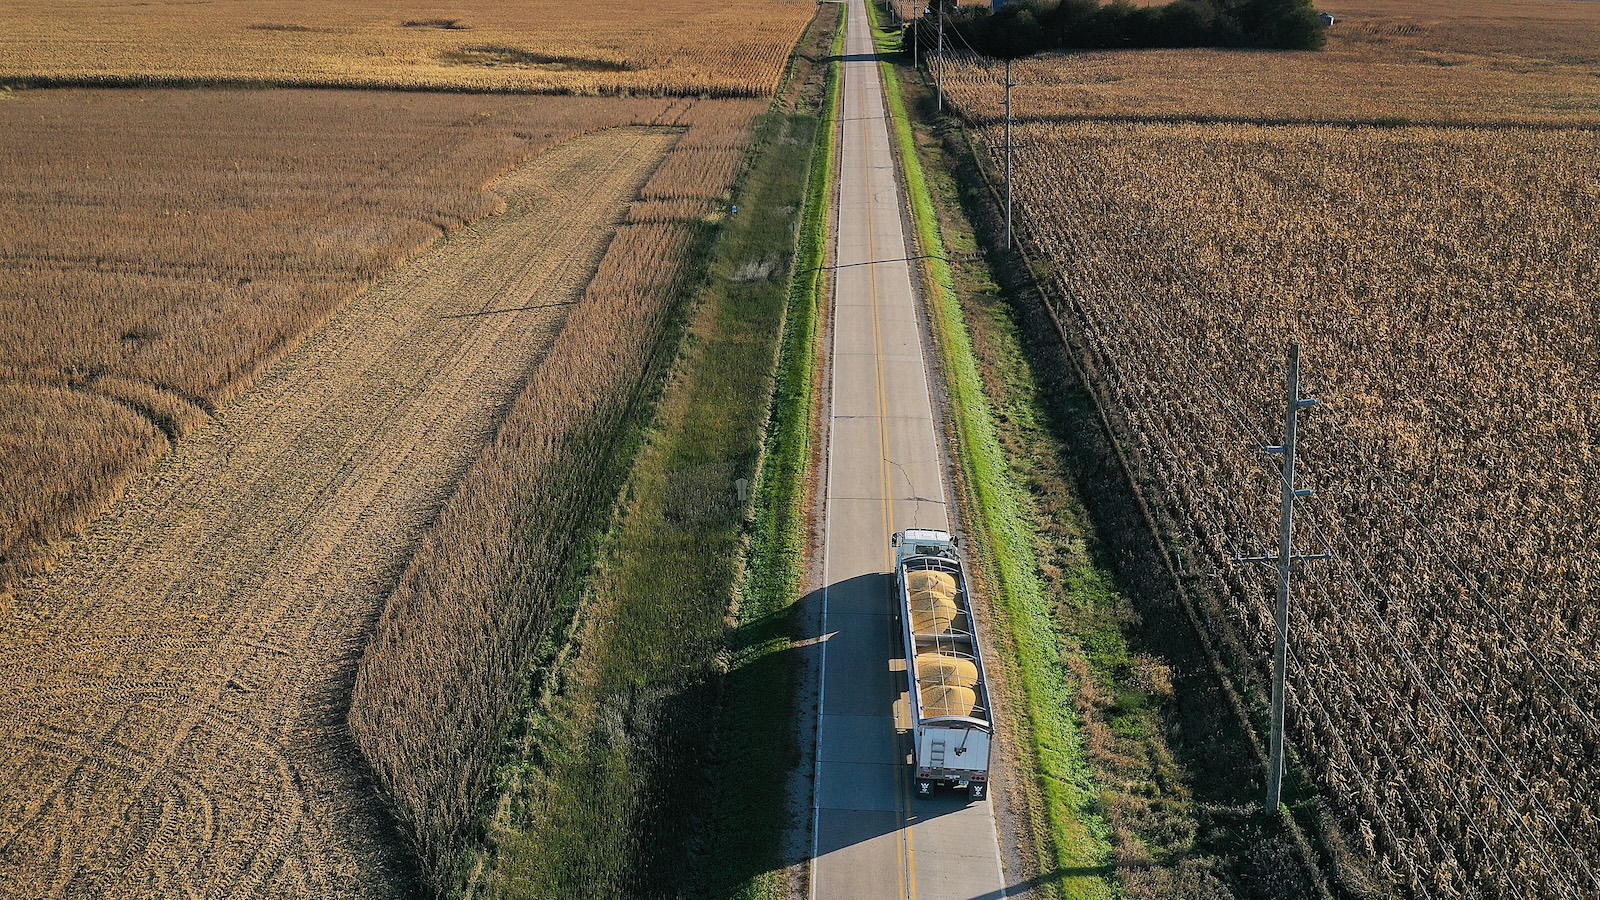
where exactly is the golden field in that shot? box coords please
[0,89,690,595]
[0,0,815,95]
[0,86,765,897]
[946,0,1600,126]
[945,2,1600,897]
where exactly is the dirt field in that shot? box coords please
[0,124,680,898]
[0,0,814,95]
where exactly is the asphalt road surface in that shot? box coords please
[809,1,1009,896]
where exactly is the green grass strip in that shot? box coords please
[864,3,1114,896]
[482,10,840,898]
[703,9,843,899]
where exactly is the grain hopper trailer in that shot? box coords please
[893,528,993,800]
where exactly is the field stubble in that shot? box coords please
[0,89,714,595]
[958,105,1600,900]
[0,0,815,96]
[941,4,1600,896]
[0,90,762,896]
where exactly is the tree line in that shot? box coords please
[932,0,1326,56]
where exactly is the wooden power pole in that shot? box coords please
[1003,57,1014,249]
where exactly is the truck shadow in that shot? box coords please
[830,51,897,64]
[800,572,986,866]
[629,572,990,895]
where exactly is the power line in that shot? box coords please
[1290,637,1520,900]
[1316,418,1600,740]
[1312,524,1596,895]
[924,41,1598,891]
[1022,102,1600,741]
[1049,176,1587,883]
[1005,115,1596,894]
[1014,106,1599,761]
[1292,649,1490,898]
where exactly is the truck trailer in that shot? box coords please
[893,528,993,800]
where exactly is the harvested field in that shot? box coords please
[0,89,688,595]
[944,0,1600,126]
[0,0,815,95]
[0,107,700,896]
[946,23,1600,900]
[938,3,1600,896]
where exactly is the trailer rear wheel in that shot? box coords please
[968,782,986,801]
[915,778,933,797]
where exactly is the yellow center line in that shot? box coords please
[857,47,920,900]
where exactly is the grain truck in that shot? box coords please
[893,528,993,800]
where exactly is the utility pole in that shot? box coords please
[1003,57,1014,249]
[1234,343,1329,813]
[912,9,919,69]
[936,2,944,113]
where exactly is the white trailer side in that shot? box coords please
[893,529,994,800]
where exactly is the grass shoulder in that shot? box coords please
[704,8,844,899]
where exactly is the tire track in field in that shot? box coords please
[0,125,682,899]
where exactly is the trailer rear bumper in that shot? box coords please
[914,768,990,800]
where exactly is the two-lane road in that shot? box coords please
[810,0,1009,896]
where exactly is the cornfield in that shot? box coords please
[0,85,765,896]
[0,89,699,596]
[347,98,765,890]
[0,0,815,97]
[940,4,1600,896]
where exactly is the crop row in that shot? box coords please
[955,106,1599,899]
[0,90,723,596]
[0,0,816,97]
[346,101,763,890]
